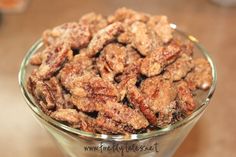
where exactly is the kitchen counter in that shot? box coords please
[0,0,236,156]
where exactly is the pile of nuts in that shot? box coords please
[27,8,212,134]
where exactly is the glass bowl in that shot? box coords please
[18,24,217,157]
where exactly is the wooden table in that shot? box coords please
[0,0,236,156]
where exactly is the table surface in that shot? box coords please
[0,0,236,156]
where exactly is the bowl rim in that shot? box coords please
[18,24,217,141]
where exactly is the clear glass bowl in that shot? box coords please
[18,24,217,157]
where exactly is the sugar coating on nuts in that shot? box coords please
[27,8,213,135]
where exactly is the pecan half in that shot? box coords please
[163,53,194,81]
[185,58,212,90]
[86,22,124,57]
[141,76,177,126]
[69,75,119,112]
[79,12,108,35]
[141,41,181,77]
[99,101,149,130]
[127,86,157,125]
[51,109,96,132]
[148,16,173,43]
[43,22,91,49]
[37,42,73,79]
[175,81,196,115]
[108,7,150,24]
[28,75,67,114]
[97,43,126,82]
[59,54,95,89]
[130,21,161,56]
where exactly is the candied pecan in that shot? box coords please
[51,109,96,132]
[125,45,142,65]
[130,21,161,56]
[96,54,114,82]
[108,7,150,24]
[175,81,196,115]
[148,16,173,43]
[103,44,126,73]
[30,52,43,66]
[141,77,177,112]
[116,9,150,45]
[86,22,124,57]
[97,43,126,82]
[27,72,49,114]
[127,86,157,125]
[140,41,181,77]
[117,31,132,44]
[117,76,137,102]
[157,101,177,127]
[59,54,95,89]
[27,69,40,96]
[140,76,177,126]
[95,113,135,134]
[84,76,119,101]
[50,109,81,124]
[70,97,99,112]
[116,59,141,100]
[99,101,149,130]
[69,76,119,112]
[45,77,66,109]
[43,22,91,49]
[28,75,67,114]
[37,42,73,79]
[116,58,142,82]
[163,53,194,81]
[185,58,212,90]
[72,112,97,132]
[181,41,194,56]
[71,100,148,132]
[79,12,108,35]
[31,79,56,112]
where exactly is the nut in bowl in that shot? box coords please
[19,8,216,157]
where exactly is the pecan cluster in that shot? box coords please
[27,8,212,134]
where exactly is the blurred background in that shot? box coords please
[0,0,236,157]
